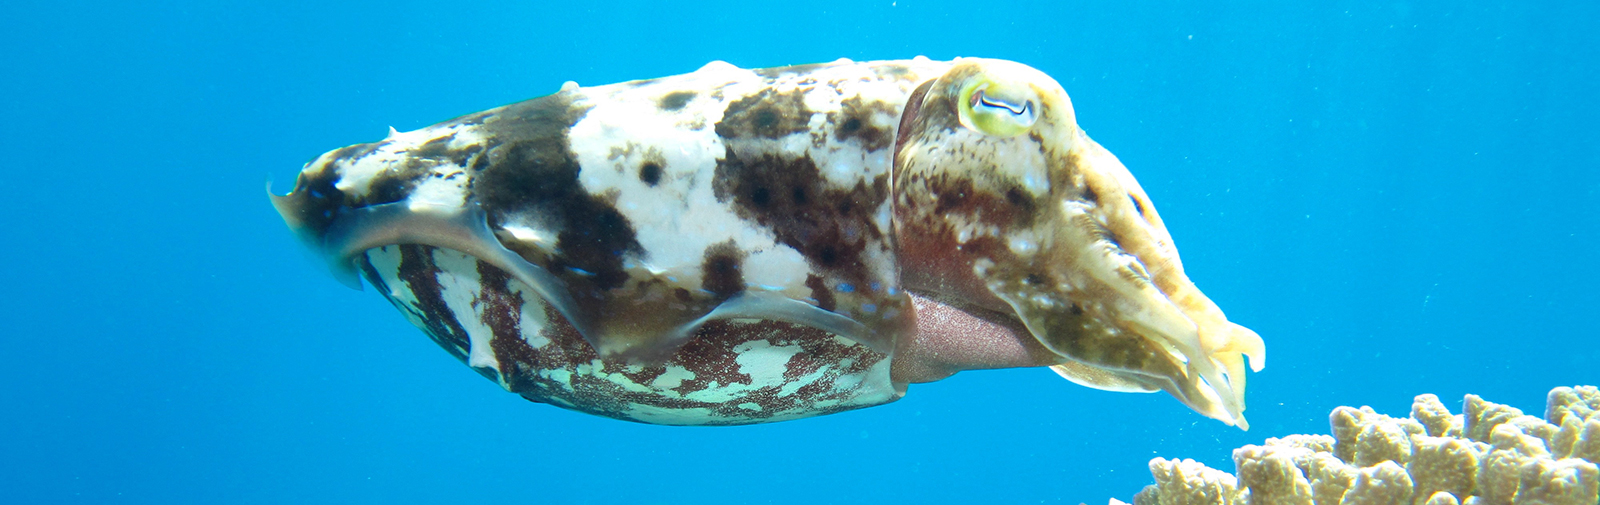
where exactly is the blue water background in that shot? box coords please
[2,1,1595,503]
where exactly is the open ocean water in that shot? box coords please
[2,1,1596,503]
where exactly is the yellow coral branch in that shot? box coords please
[1124,386,1600,505]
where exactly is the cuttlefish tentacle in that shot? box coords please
[1069,134,1266,422]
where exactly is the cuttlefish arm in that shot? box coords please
[891,58,1264,428]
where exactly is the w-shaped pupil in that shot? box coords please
[976,91,1031,116]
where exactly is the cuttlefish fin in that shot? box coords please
[702,292,886,353]
[270,187,893,365]
[600,290,887,366]
[269,193,595,343]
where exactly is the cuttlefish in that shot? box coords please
[270,57,1265,427]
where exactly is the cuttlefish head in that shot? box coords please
[891,58,1265,428]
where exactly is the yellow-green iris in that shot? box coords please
[957,78,1039,137]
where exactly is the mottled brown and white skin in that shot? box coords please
[270,57,1266,427]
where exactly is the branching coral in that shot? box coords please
[1124,386,1600,505]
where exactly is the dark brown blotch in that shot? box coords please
[472,92,641,292]
[395,245,471,362]
[364,171,421,206]
[701,240,746,300]
[364,136,480,207]
[639,161,663,186]
[407,133,458,160]
[636,150,667,187]
[712,151,886,286]
[933,177,972,215]
[1004,186,1038,222]
[474,261,546,392]
[831,96,894,151]
[805,274,836,312]
[336,135,454,207]
[840,117,861,134]
[714,88,812,140]
[658,91,696,111]
[362,122,479,207]
[281,161,347,239]
[919,173,1037,228]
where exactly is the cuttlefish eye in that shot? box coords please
[957,78,1039,137]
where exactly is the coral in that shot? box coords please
[1145,458,1242,505]
[1412,394,1463,438]
[1548,387,1600,464]
[1234,445,1315,505]
[1408,434,1480,503]
[1123,386,1600,505]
